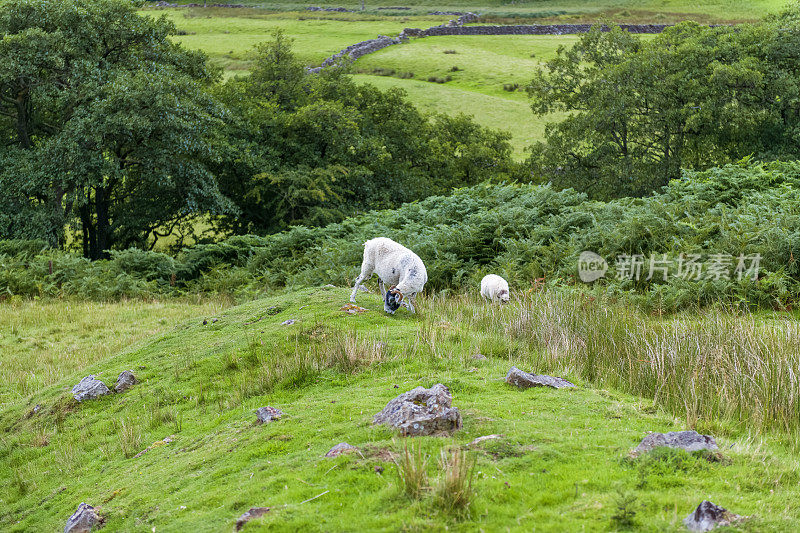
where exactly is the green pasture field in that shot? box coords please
[154,1,786,22]
[158,8,580,156]
[2,288,800,531]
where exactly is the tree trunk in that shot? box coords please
[14,90,32,149]
[94,185,111,260]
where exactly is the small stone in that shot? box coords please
[472,353,487,360]
[683,501,741,531]
[374,465,384,474]
[281,319,295,326]
[468,434,503,446]
[64,502,101,533]
[505,366,575,389]
[235,507,270,531]
[373,383,462,436]
[256,406,283,424]
[212,318,218,323]
[114,370,137,393]
[203,319,208,325]
[33,404,42,413]
[71,376,110,402]
[632,430,718,457]
[323,284,336,288]
[325,442,359,457]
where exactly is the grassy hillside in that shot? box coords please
[150,1,785,21]
[2,288,799,531]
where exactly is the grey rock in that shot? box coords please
[472,353,487,360]
[505,366,575,389]
[325,442,359,457]
[256,406,283,424]
[64,502,101,533]
[114,370,137,393]
[373,383,462,436]
[71,376,110,402]
[281,319,295,326]
[683,501,741,531]
[632,430,718,456]
[235,507,270,531]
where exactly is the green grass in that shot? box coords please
[154,1,786,21]
[2,287,800,531]
[160,8,451,69]
[354,35,583,157]
[159,8,580,158]
[352,74,554,158]
[0,298,232,405]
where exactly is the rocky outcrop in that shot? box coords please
[256,406,283,424]
[373,383,462,436]
[71,376,110,402]
[505,366,576,389]
[683,501,742,531]
[64,503,102,533]
[235,507,270,531]
[632,430,718,457]
[325,442,359,457]
[114,370,137,393]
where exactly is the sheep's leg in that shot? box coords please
[378,279,386,298]
[350,269,371,303]
[404,295,416,314]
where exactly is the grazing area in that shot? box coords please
[2,288,800,531]
[0,299,230,404]
[3,1,800,530]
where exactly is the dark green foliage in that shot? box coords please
[2,160,798,310]
[0,10,514,255]
[528,8,800,198]
[0,0,231,258]
[212,32,514,235]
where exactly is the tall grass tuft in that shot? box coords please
[395,442,430,499]
[118,417,143,458]
[434,447,476,517]
[469,291,800,440]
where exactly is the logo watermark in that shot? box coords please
[577,252,761,282]
[577,251,608,282]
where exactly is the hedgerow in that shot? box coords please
[1,159,798,311]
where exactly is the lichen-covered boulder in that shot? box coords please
[505,366,575,389]
[64,502,101,533]
[373,383,462,436]
[113,370,137,393]
[255,406,283,424]
[632,430,718,457]
[683,501,741,531]
[71,376,110,402]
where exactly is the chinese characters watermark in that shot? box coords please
[577,252,760,282]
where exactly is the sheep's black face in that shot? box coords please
[385,290,402,313]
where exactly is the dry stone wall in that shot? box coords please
[303,11,680,73]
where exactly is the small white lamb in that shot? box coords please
[350,237,428,314]
[480,274,510,303]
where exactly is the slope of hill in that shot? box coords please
[2,288,798,531]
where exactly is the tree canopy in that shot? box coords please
[527,7,800,199]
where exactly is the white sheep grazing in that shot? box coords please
[480,274,510,303]
[350,237,428,314]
